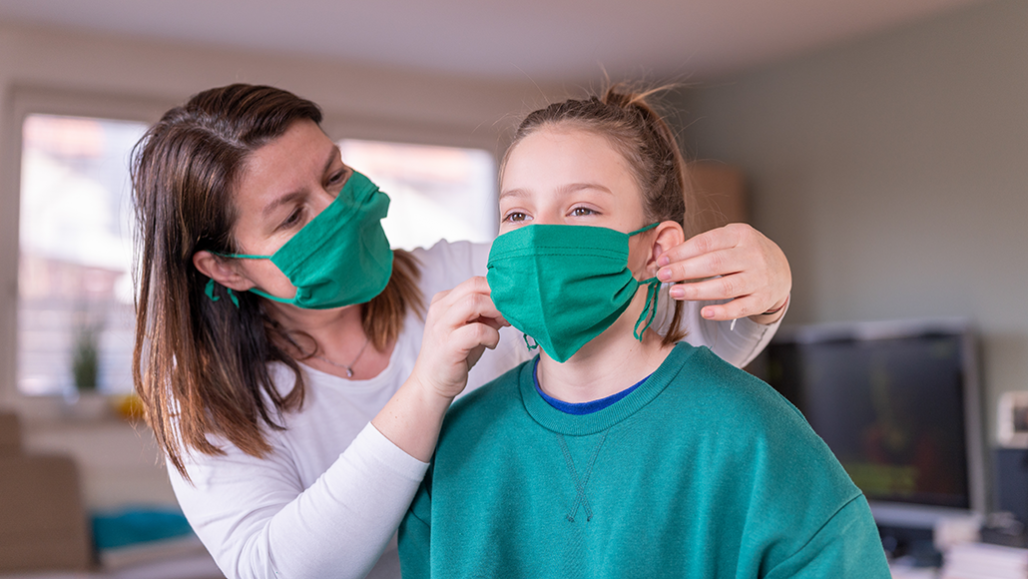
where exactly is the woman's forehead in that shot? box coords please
[235,121,338,205]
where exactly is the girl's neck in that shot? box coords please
[535,289,674,404]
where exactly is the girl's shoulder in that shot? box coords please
[664,344,809,436]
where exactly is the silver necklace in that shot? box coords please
[315,336,371,378]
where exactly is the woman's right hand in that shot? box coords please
[411,276,508,401]
[373,276,507,462]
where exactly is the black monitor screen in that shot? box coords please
[762,332,970,509]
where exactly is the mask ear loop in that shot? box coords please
[633,278,662,341]
[206,251,268,309]
[628,222,663,341]
[522,333,540,352]
[205,278,240,309]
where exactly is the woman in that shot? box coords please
[131,84,791,579]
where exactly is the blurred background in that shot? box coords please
[0,0,1024,576]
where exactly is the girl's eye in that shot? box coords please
[503,211,529,223]
[570,206,596,217]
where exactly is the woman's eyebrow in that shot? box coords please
[262,145,343,218]
[262,190,307,218]
[324,145,342,175]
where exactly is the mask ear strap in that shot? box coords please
[628,222,659,236]
[210,251,272,259]
[633,278,662,341]
[628,223,663,340]
[205,278,240,309]
[522,333,540,352]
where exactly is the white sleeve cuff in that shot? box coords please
[360,422,430,481]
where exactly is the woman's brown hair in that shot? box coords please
[501,84,690,345]
[131,84,422,478]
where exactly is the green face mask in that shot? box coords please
[212,171,393,310]
[486,223,662,363]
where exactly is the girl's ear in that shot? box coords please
[646,221,685,276]
[192,250,256,291]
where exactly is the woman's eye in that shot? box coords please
[281,207,304,229]
[327,169,347,189]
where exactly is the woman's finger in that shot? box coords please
[697,295,765,321]
[656,223,743,265]
[434,282,504,328]
[668,272,756,303]
[658,247,756,285]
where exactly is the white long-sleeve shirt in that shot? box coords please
[168,240,783,579]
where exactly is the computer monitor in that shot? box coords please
[753,318,986,530]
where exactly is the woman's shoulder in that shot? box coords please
[407,239,490,296]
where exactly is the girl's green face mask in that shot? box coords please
[486,223,661,363]
[211,171,393,310]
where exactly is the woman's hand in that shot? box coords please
[655,223,791,324]
[410,276,508,401]
[373,276,508,462]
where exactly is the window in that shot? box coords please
[338,139,497,250]
[18,114,147,396]
[15,122,496,397]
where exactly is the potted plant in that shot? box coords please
[69,322,107,419]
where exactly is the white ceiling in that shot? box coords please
[0,0,988,82]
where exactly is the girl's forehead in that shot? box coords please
[505,128,631,178]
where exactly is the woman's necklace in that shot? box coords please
[314,336,371,378]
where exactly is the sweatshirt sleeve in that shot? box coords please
[398,475,433,579]
[764,495,892,579]
[169,422,429,579]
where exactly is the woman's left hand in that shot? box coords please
[655,223,791,324]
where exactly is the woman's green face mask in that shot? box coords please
[211,171,393,310]
[486,223,661,363]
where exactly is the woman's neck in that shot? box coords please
[264,301,394,380]
[535,289,674,404]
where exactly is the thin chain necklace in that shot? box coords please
[315,336,371,378]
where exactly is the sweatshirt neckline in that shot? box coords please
[519,342,697,435]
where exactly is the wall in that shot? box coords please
[679,0,1028,445]
[0,22,566,508]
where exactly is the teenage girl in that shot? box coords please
[398,87,890,578]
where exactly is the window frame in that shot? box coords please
[1,87,503,422]
[1,87,176,420]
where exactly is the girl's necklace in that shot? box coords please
[315,336,371,378]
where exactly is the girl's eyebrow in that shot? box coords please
[498,188,529,201]
[557,183,613,196]
[499,183,613,200]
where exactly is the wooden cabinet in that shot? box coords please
[685,162,747,236]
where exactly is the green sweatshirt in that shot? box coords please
[400,343,891,578]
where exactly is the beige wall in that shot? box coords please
[679,0,1028,445]
[0,22,566,507]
